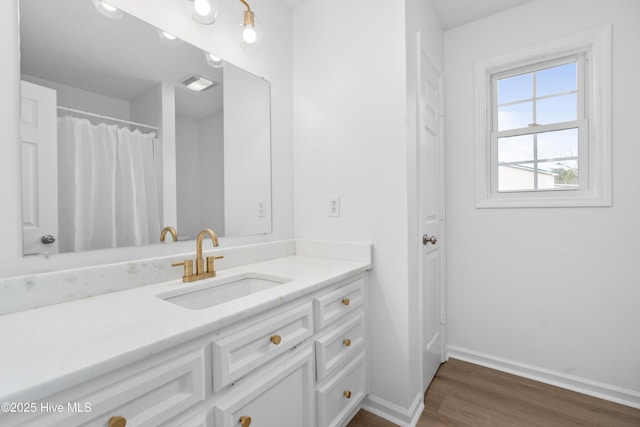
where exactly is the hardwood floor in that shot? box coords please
[347,359,640,426]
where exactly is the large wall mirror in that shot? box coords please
[19,0,272,256]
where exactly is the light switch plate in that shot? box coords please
[328,197,340,217]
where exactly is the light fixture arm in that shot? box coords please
[238,0,255,26]
[238,0,252,13]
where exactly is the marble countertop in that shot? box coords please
[0,254,371,403]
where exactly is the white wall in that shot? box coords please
[0,0,293,277]
[176,115,201,238]
[445,0,640,405]
[224,65,272,236]
[199,112,225,236]
[23,75,131,120]
[176,112,225,239]
[292,0,410,412]
[293,0,443,420]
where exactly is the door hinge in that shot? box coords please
[440,312,446,325]
[439,103,444,117]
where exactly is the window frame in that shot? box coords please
[474,26,612,208]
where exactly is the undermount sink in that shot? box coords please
[158,273,291,310]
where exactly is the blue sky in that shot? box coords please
[496,62,579,174]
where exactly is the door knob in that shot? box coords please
[423,234,437,245]
[41,235,56,244]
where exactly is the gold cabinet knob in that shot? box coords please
[270,335,282,345]
[342,298,350,306]
[108,416,127,427]
[239,415,252,427]
[343,338,352,347]
[343,390,352,399]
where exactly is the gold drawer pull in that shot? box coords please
[270,334,282,345]
[239,415,252,427]
[343,390,352,399]
[343,338,352,347]
[342,298,350,306]
[109,416,127,427]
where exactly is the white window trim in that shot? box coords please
[475,25,612,208]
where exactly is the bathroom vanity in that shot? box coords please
[0,240,371,427]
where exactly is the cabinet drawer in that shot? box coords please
[214,346,315,427]
[10,348,205,427]
[314,275,365,331]
[316,350,367,427]
[315,310,365,381]
[211,302,313,391]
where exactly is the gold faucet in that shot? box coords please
[172,228,224,282]
[160,226,178,242]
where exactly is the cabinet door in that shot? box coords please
[214,346,315,427]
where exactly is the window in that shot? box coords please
[475,26,612,208]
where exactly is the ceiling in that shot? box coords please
[281,0,532,30]
[431,0,532,30]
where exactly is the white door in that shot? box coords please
[417,40,445,391]
[21,80,59,255]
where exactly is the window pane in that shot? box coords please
[498,101,533,131]
[498,163,535,192]
[498,135,534,163]
[537,128,578,160]
[538,160,579,188]
[498,73,533,104]
[536,62,577,97]
[536,94,577,125]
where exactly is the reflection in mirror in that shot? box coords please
[19,0,272,256]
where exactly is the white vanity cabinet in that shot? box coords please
[207,273,368,427]
[2,271,369,427]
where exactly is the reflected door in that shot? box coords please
[21,80,59,255]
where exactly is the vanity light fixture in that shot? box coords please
[186,0,263,49]
[184,0,221,25]
[92,0,124,19]
[181,74,217,92]
[238,0,262,49]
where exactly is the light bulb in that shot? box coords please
[242,26,257,44]
[193,0,211,17]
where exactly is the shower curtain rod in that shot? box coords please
[57,106,159,131]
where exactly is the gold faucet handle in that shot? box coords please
[206,255,224,275]
[172,260,194,280]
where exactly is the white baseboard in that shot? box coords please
[361,391,424,427]
[447,345,640,410]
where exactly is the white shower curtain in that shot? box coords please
[57,116,161,252]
